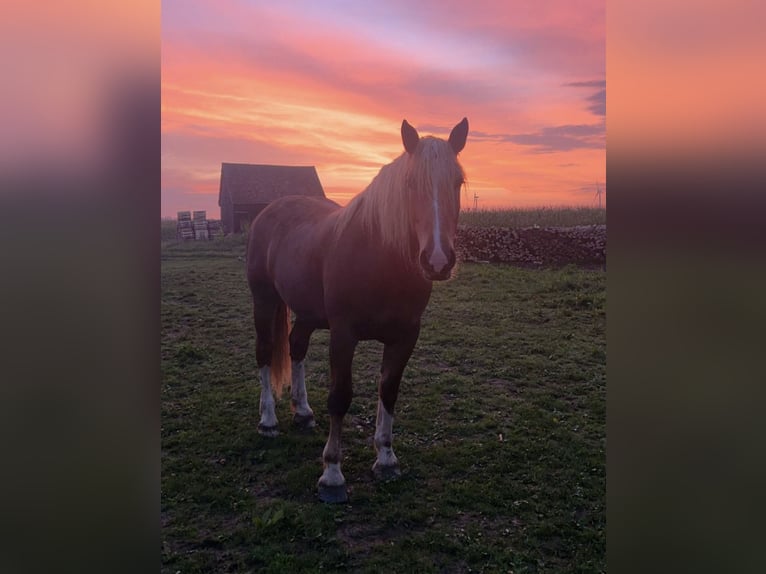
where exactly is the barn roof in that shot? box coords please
[218,163,325,206]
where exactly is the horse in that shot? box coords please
[246,118,469,502]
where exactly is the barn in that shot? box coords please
[218,163,326,234]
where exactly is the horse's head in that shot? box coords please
[402,118,468,281]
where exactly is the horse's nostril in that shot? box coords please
[447,248,456,268]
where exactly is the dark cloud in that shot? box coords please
[467,123,605,153]
[565,79,606,117]
[586,89,606,116]
[564,80,606,88]
[507,125,604,153]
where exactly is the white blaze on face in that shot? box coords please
[429,181,449,273]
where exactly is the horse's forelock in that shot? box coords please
[334,136,464,260]
[408,137,465,195]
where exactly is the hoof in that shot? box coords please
[293,413,316,430]
[372,462,401,480]
[257,424,279,438]
[318,483,348,504]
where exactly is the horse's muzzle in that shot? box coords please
[420,247,456,281]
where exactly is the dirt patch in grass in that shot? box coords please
[486,378,521,394]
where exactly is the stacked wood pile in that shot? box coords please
[455,224,606,268]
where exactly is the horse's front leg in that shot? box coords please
[373,325,420,479]
[318,326,357,503]
[289,320,316,429]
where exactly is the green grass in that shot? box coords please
[161,244,605,573]
[161,226,247,258]
[459,207,605,229]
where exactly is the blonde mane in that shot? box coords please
[334,136,465,261]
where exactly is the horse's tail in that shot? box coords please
[269,299,292,398]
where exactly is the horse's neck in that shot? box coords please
[331,201,419,271]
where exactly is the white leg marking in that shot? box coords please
[258,366,278,431]
[374,399,399,468]
[290,360,314,417]
[291,359,315,427]
[430,182,448,272]
[318,462,345,487]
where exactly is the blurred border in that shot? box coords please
[0,3,159,573]
[608,1,765,573]
[2,1,765,572]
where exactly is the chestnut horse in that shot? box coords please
[246,118,469,502]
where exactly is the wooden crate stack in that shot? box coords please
[176,210,223,240]
[193,210,209,240]
[176,211,194,240]
[207,220,224,238]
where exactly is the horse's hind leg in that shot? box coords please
[373,326,420,479]
[252,290,280,437]
[289,319,316,429]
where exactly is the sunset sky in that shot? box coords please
[161,0,605,217]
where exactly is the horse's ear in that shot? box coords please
[449,117,469,154]
[401,119,420,154]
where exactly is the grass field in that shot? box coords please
[458,207,605,229]
[161,240,606,573]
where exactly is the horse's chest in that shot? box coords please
[376,287,429,318]
[322,241,432,337]
[326,278,430,341]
